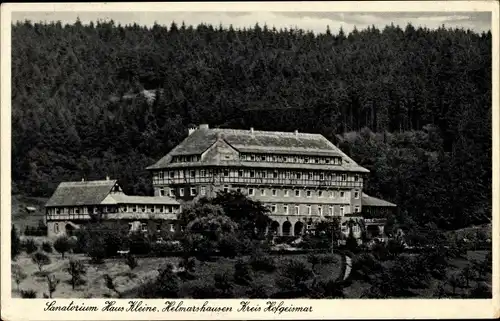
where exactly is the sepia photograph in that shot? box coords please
[1,2,498,319]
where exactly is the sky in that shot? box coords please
[12,11,492,35]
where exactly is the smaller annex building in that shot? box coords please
[44,177,181,238]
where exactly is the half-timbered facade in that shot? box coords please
[44,178,181,238]
[146,124,394,237]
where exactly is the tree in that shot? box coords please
[46,274,60,298]
[53,236,72,259]
[65,259,87,290]
[125,253,138,270]
[32,252,51,272]
[233,259,253,286]
[11,225,21,259]
[12,264,27,291]
[103,274,122,298]
[42,241,53,253]
[24,238,38,254]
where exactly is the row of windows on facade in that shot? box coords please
[157,169,360,182]
[52,222,178,234]
[47,205,180,215]
[265,203,360,215]
[160,185,360,199]
[170,154,343,165]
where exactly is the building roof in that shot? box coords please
[45,180,118,207]
[147,125,369,173]
[100,193,179,205]
[361,193,397,207]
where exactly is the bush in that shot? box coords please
[126,254,138,270]
[54,236,72,259]
[32,252,51,272]
[128,232,151,255]
[20,289,37,298]
[234,259,253,285]
[24,238,38,254]
[214,271,234,298]
[151,241,183,256]
[218,234,240,258]
[249,253,276,273]
[180,279,217,298]
[42,241,53,253]
[65,259,87,290]
[11,225,21,259]
[87,237,106,264]
[12,264,27,291]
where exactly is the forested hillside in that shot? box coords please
[11,20,491,229]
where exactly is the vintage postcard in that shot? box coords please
[1,1,499,320]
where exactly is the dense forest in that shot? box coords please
[11,20,491,230]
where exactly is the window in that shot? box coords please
[318,206,323,216]
[190,187,197,196]
[141,223,148,232]
[320,173,324,180]
[149,206,154,213]
[295,190,300,197]
[159,171,164,179]
[284,190,289,197]
[308,172,313,180]
[273,171,278,178]
[170,171,175,178]
[355,206,360,213]
[201,186,206,196]
[190,170,196,177]
[238,170,244,177]
[250,155,255,161]
[56,208,61,214]
[141,206,146,213]
[75,208,80,214]
[223,185,229,193]
[250,171,255,178]
[306,190,312,198]
[159,206,164,213]
[132,205,137,213]
[342,174,347,181]
[315,158,319,163]
[307,205,311,215]
[165,206,170,213]
[326,158,330,164]
[179,188,185,197]
[340,206,344,216]
[159,188,165,196]
[272,189,277,196]
[200,170,206,177]
[54,223,59,233]
[169,188,175,197]
[354,191,359,199]
[295,206,300,215]
[355,175,359,182]
[236,188,241,193]
[261,155,266,161]
[248,188,254,196]
[271,204,277,213]
[318,191,323,198]
[223,169,229,177]
[352,225,360,233]
[304,157,309,163]
[340,191,345,198]
[284,205,289,214]
[296,173,302,179]
[260,189,266,196]
[329,206,334,215]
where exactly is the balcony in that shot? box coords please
[46,211,178,221]
[152,176,362,188]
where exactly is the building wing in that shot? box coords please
[361,193,397,207]
[45,180,118,207]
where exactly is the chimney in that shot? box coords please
[295,130,299,136]
[199,124,209,130]
[250,127,254,134]
[81,178,85,182]
[106,175,110,181]
[188,126,197,136]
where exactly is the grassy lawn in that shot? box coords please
[11,195,48,232]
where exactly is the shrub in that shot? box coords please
[249,253,276,273]
[42,241,53,253]
[128,232,151,255]
[126,254,138,270]
[180,279,217,298]
[214,271,234,298]
[65,259,87,290]
[218,234,240,258]
[46,274,60,298]
[20,289,37,298]
[32,252,51,272]
[54,236,72,259]
[155,264,180,298]
[234,259,253,286]
[87,237,106,264]
[12,264,27,291]
[24,238,38,254]
[11,225,21,259]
